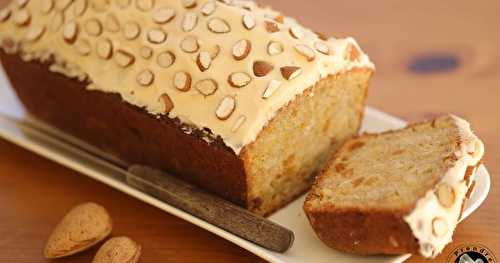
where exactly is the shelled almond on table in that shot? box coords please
[44,203,113,259]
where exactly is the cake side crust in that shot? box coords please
[304,206,420,255]
[0,50,249,206]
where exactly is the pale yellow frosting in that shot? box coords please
[0,0,374,154]
[403,115,484,258]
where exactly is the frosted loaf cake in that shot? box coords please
[0,0,374,215]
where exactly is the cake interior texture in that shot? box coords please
[310,117,458,210]
[304,115,474,254]
[242,68,372,215]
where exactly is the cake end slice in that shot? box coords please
[304,115,484,258]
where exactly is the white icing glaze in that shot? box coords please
[403,115,484,258]
[0,0,374,154]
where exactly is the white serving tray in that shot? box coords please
[0,68,491,263]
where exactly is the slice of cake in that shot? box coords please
[304,115,484,258]
[0,0,374,216]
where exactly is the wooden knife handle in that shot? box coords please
[126,165,294,253]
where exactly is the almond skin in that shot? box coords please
[44,202,113,259]
[280,66,302,80]
[264,21,279,33]
[92,236,141,263]
[253,61,273,77]
[232,39,251,60]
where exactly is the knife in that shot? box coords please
[0,112,294,253]
[127,165,294,253]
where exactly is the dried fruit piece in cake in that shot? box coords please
[304,115,484,258]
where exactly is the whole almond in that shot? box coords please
[173,71,191,91]
[136,69,155,86]
[314,41,330,55]
[0,9,11,22]
[92,236,141,263]
[180,35,199,53]
[253,61,273,77]
[228,72,251,88]
[152,7,175,24]
[136,0,154,11]
[231,115,246,132]
[44,203,112,259]
[196,51,212,71]
[74,39,91,56]
[264,21,279,33]
[232,39,251,60]
[344,43,361,62]
[181,0,197,9]
[84,19,103,37]
[288,26,303,39]
[242,14,255,30]
[195,79,218,96]
[25,25,46,42]
[160,93,174,113]
[62,22,79,44]
[294,44,315,61]
[207,44,220,59]
[280,66,302,80]
[435,184,456,208]
[115,50,135,68]
[13,9,31,27]
[274,15,284,24]
[207,17,231,33]
[267,41,283,56]
[262,80,281,99]
[201,0,216,16]
[216,96,236,120]
[432,217,448,237]
[182,12,198,32]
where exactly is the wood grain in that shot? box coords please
[0,0,498,262]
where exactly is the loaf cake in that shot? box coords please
[304,115,484,257]
[0,0,374,215]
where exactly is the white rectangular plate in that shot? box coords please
[0,68,490,263]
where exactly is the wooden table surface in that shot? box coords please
[0,0,498,262]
